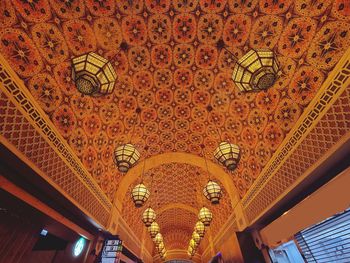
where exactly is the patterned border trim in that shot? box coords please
[242,47,350,208]
[0,54,112,211]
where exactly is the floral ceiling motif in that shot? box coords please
[0,0,349,253]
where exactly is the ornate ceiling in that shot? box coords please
[0,0,349,257]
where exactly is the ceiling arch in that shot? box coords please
[115,152,239,210]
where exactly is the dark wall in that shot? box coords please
[0,189,91,263]
[236,231,265,263]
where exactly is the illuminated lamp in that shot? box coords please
[72,52,116,95]
[148,222,160,238]
[142,207,156,227]
[214,142,240,171]
[203,180,222,204]
[232,49,279,92]
[189,239,198,250]
[198,207,213,226]
[114,143,140,173]
[194,221,205,238]
[192,231,201,244]
[131,183,150,207]
[157,242,164,252]
[154,233,163,246]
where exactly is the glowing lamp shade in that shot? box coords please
[232,49,279,92]
[189,239,198,249]
[114,144,140,173]
[148,221,160,238]
[72,52,116,95]
[214,142,240,171]
[203,180,222,204]
[142,207,156,227]
[131,183,150,208]
[73,237,86,257]
[194,221,205,237]
[157,241,165,252]
[154,233,163,246]
[192,231,201,244]
[198,207,213,226]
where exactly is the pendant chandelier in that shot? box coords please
[203,180,222,205]
[194,221,205,238]
[114,108,141,173]
[72,52,116,95]
[142,207,156,227]
[114,143,140,173]
[188,245,195,257]
[216,39,279,92]
[192,231,201,244]
[198,207,213,226]
[232,49,279,92]
[148,221,160,238]
[157,241,164,251]
[154,233,163,246]
[131,183,150,208]
[202,146,223,204]
[214,141,240,171]
[189,239,198,249]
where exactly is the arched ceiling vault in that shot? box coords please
[0,0,349,259]
[115,152,239,210]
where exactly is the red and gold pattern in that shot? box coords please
[1,0,350,252]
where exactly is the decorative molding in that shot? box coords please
[242,47,350,221]
[0,54,112,226]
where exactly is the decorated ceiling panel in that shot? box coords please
[0,0,349,256]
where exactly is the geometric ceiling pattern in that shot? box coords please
[0,0,349,256]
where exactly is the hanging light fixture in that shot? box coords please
[157,241,165,251]
[142,207,156,227]
[154,233,163,246]
[203,180,222,204]
[148,221,160,238]
[232,49,279,92]
[114,108,141,173]
[192,231,201,244]
[194,221,205,238]
[114,143,140,173]
[72,52,116,95]
[131,183,150,208]
[202,146,223,204]
[198,207,213,226]
[214,141,240,171]
[189,239,198,250]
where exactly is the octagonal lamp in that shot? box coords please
[148,221,160,238]
[142,207,156,227]
[72,52,116,95]
[189,239,198,250]
[114,143,140,173]
[214,141,240,171]
[154,233,163,246]
[203,180,222,204]
[232,49,279,92]
[198,207,213,227]
[194,221,205,238]
[131,183,150,208]
[192,231,201,244]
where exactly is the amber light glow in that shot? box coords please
[198,207,213,226]
[214,141,240,171]
[232,49,279,92]
[131,183,150,207]
[114,144,140,173]
[194,221,205,237]
[72,52,116,95]
[148,221,160,238]
[142,207,156,227]
[203,180,222,204]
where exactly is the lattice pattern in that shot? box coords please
[0,1,349,202]
[0,91,110,226]
[245,83,350,222]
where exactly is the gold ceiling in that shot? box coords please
[0,0,349,255]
